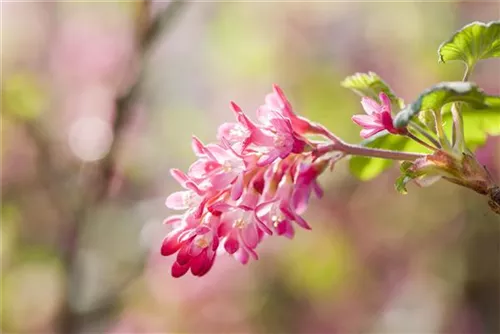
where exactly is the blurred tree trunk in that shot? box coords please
[56,2,186,333]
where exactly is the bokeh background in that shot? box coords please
[2,1,500,333]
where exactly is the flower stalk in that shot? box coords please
[433,108,452,150]
[409,121,441,149]
[334,141,426,161]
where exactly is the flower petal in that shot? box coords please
[217,122,239,141]
[190,249,209,276]
[176,244,192,265]
[195,255,215,277]
[224,233,240,254]
[231,173,245,201]
[171,261,190,278]
[240,223,259,249]
[254,200,277,225]
[161,229,184,256]
[378,92,392,111]
[165,191,189,210]
[210,171,237,189]
[234,248,249,265]
[188,241,204,257]
[170,168,189,186]
[256,106,275,126]
[188,159,220,180]
[313,181,324,198]
[360,127,384,138]
[281,205,311,230]
[276,221,295,239]
[163,215,183,225]
[257,150,281,167]
[217,221,232,237]
[191,136,206,156]
[361,97,382,115]
[351,114,380,128]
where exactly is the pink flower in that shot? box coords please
[165,169,207,219]
[218,207,263,259]
[262,85,341,140]
[161,85,332,278]
[292,160,327,214]
[217,102,257,153]
[351,92,405,138]
[262,84,316,135]
[219,101,309,166]
[188,138,246,193]
[161,215,220,278]
[254,110,308,166]
[256,170,312,239]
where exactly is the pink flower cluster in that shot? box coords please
[161,85,329,278]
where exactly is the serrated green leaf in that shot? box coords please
[438,21,500,68]
[393,82,498,128]
[341,72,404,109]
[349,131,410,181]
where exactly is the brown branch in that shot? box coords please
[57,2,187,333]
[23,122,72,222]
[99,0,185,199]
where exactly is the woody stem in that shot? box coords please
[316,141,426,161]
[339,142,426,161]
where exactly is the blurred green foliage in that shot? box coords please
[2,73,47,121]
[296,68,359,142]
[208,3,279,80]
[281,228,357,300]
[1,246,64,333]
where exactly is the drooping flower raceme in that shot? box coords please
[162,85,332,277]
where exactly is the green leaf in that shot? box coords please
[399,161,414,173]
[418,109,437,133]
[395,161,419,194]
[341,72,404,109]
[443,104,500,150]
[395,175,413,194]
[438,21,500,68]
[349,131,410,181]
[393,82,498,128]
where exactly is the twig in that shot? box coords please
[99,0,185,200]
[58,2,187,333]
[23,122,71,222]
